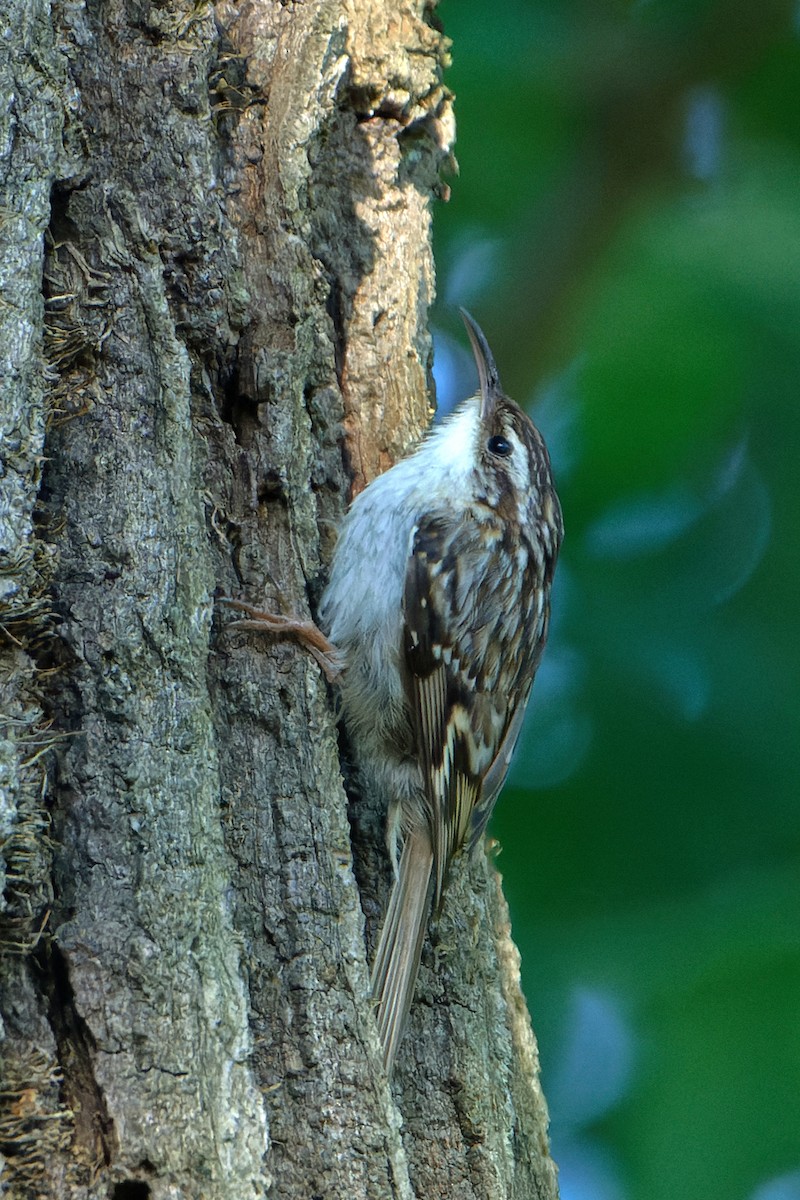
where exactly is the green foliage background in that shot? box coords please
[433,3,800,1198]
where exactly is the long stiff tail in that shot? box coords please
[370,831,434,1073]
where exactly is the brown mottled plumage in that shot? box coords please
[319,311,563,1071]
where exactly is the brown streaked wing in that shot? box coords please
[468,680,531,853]
[404,519,486,907]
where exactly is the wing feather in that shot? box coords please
[404,517,504,907]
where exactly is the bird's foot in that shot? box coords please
[219,597,342,684]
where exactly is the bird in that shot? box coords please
[315,309,564,1071]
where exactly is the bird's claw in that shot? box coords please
[219,597,342,684]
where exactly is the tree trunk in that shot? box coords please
[0,2,559,1198]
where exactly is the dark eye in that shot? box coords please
[487,434,512,457]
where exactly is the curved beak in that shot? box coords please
[459,308,502,422]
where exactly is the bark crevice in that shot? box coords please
[36,941,116,1171]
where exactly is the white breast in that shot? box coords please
[320,397,481,650]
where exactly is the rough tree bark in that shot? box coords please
[0,1,559,1198]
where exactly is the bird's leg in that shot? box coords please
[219,597,342,684]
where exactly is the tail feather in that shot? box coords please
[370,832,434,1072]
